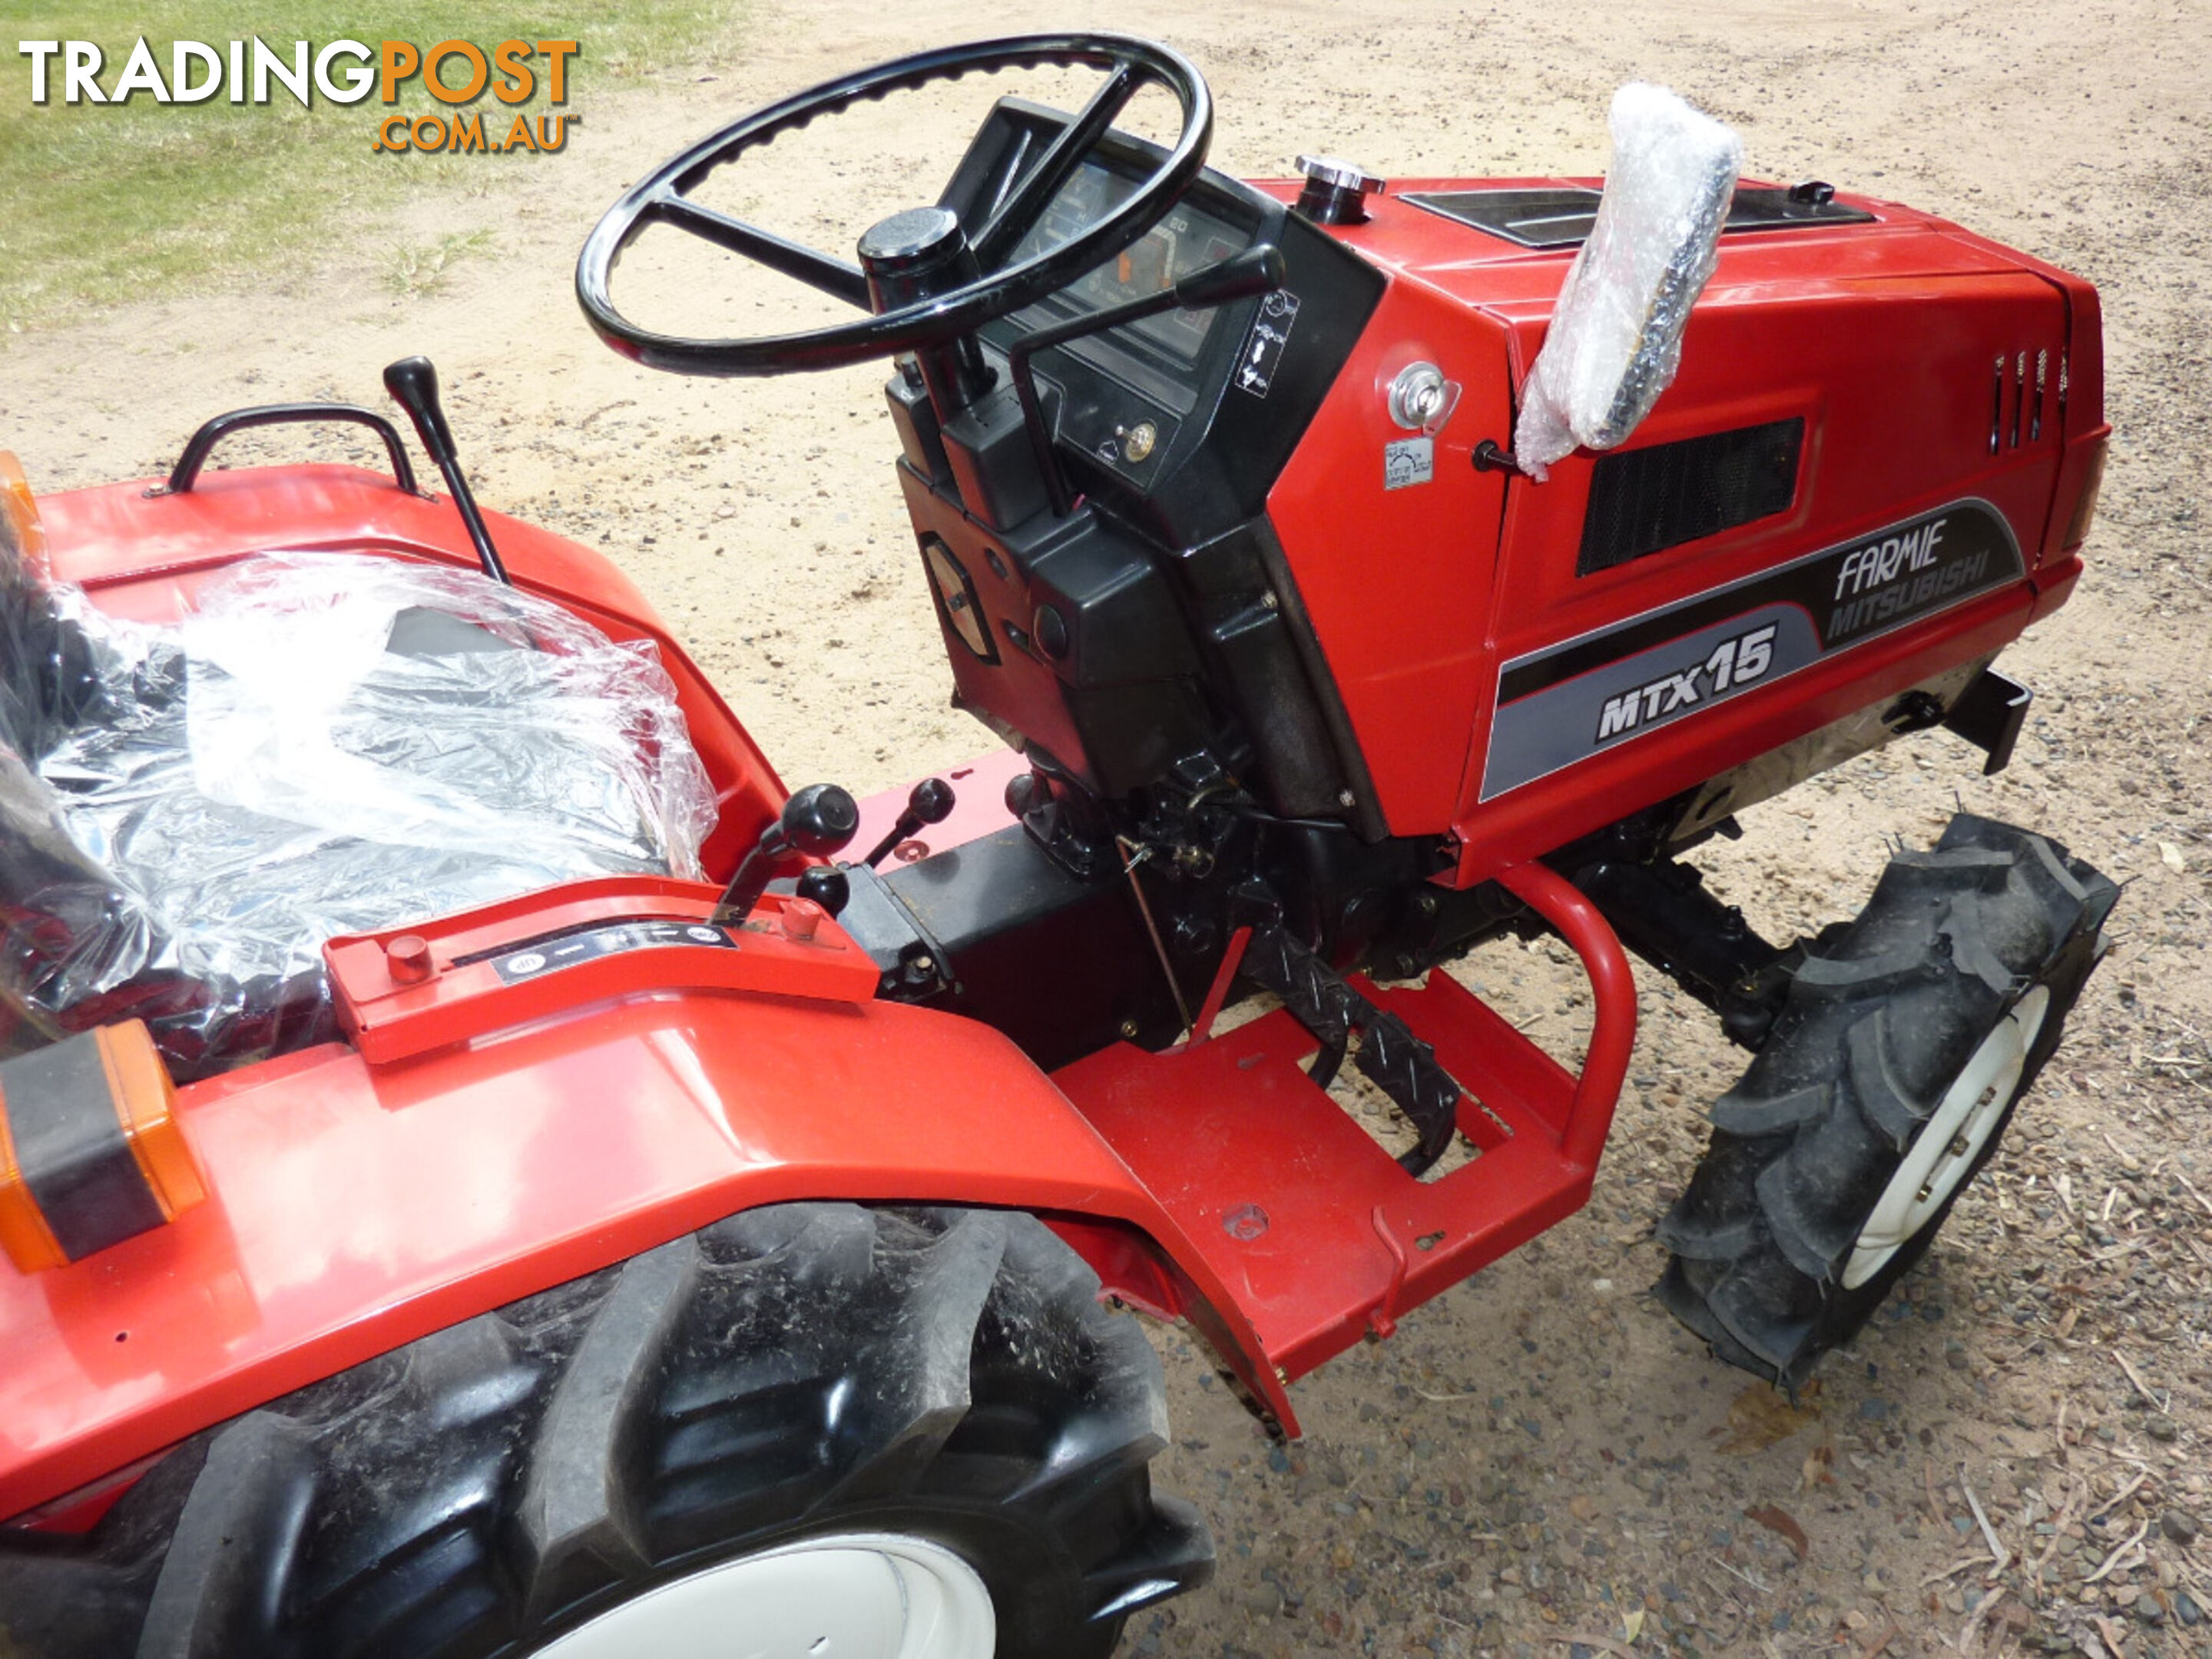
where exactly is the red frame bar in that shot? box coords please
[1493,859,1636,1172]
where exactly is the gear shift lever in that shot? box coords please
[713,784,859,925]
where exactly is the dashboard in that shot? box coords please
[920,94,1382,539]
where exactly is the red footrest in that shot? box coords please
[1054,861,1635,1382]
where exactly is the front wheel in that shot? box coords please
[1656,813,2118,1390]
[0,1204,1212,1657]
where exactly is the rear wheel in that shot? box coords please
[0,1204,1211,1658]
[1656,814,2118,1390]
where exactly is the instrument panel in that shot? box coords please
[1009,161,1250,366]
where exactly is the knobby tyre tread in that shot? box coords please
[1654,813,2118,1391]
[0,1204,1210,1658]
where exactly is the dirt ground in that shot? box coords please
[3,0,2207,1654]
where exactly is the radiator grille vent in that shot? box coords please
[1578,418,1805,575]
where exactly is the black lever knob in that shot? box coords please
[1172,244,1285,310]
[713,784,859,924]
[861,777,956,869]
[381,355,509,586]
[770,783,861,859]
[382,356,459,466]
[794,865,851,919]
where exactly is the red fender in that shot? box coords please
[0,939,1284,1520]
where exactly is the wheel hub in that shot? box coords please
[531,1532,996,1659]
[1841,985,2051,1290]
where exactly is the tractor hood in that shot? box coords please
[1261,174,2056,326]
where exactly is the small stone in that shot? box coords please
[2176,1591,2202,1627]
[2147,1416,2181,1442]
[1859,1397,1891,1422]
[2132,1591,2164,1626]
[1945,1344,1971,1371]
[2161,1508,2200,1545]
[1243,1581,1285,1618]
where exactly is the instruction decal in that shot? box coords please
[1384,436,1435,489]
[1234,290,1300,398]
[492,919,737,984]
[1477,499,2022,800]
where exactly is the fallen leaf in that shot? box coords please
[1621,1607,1644,1643]
[2160,840,2186,873]
[1713,1381,1822,1453]
[1800,1442,1836,1492]
[1745,1502,1811,1561]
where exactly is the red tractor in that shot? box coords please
[0,34,2117,1658]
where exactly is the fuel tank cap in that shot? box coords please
[1294,154,1386,225]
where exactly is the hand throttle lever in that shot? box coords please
[859,777,956,868]
[1009,243,1286,515]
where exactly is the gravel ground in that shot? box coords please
[2,1,2206,1654]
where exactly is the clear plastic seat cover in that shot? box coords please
[0,541,716,1079]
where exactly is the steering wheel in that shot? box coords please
[575,33,1213,378]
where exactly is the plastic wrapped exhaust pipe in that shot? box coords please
[1512,83,1743,480]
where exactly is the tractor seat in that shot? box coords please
[0,525,714,1081]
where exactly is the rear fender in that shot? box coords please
[0,966,1283,1522]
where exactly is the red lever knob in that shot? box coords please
[386,934,434,985]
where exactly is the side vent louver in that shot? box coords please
[1992,347,2061,454]
[1578,419,1804,576]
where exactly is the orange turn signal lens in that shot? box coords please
[0,1022,203,1274]
[0,450,48,576]
[0,1098,68,1274]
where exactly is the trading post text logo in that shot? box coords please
[15,38,581,154]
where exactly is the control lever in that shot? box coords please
[1010,244,1287,515]
[712,784,859,926]
[859,777,956,869]
[382,356,511,586]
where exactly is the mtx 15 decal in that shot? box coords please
[1479,499,2022,800]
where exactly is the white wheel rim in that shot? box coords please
[1841,985,2049,1290]
[531,1532,996,1659]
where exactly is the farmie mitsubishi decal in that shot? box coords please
[1479,500,2022,800]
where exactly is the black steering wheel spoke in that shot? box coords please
[971,55,1145,269]
[648,194,870,309]
[576,32,1211,377]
